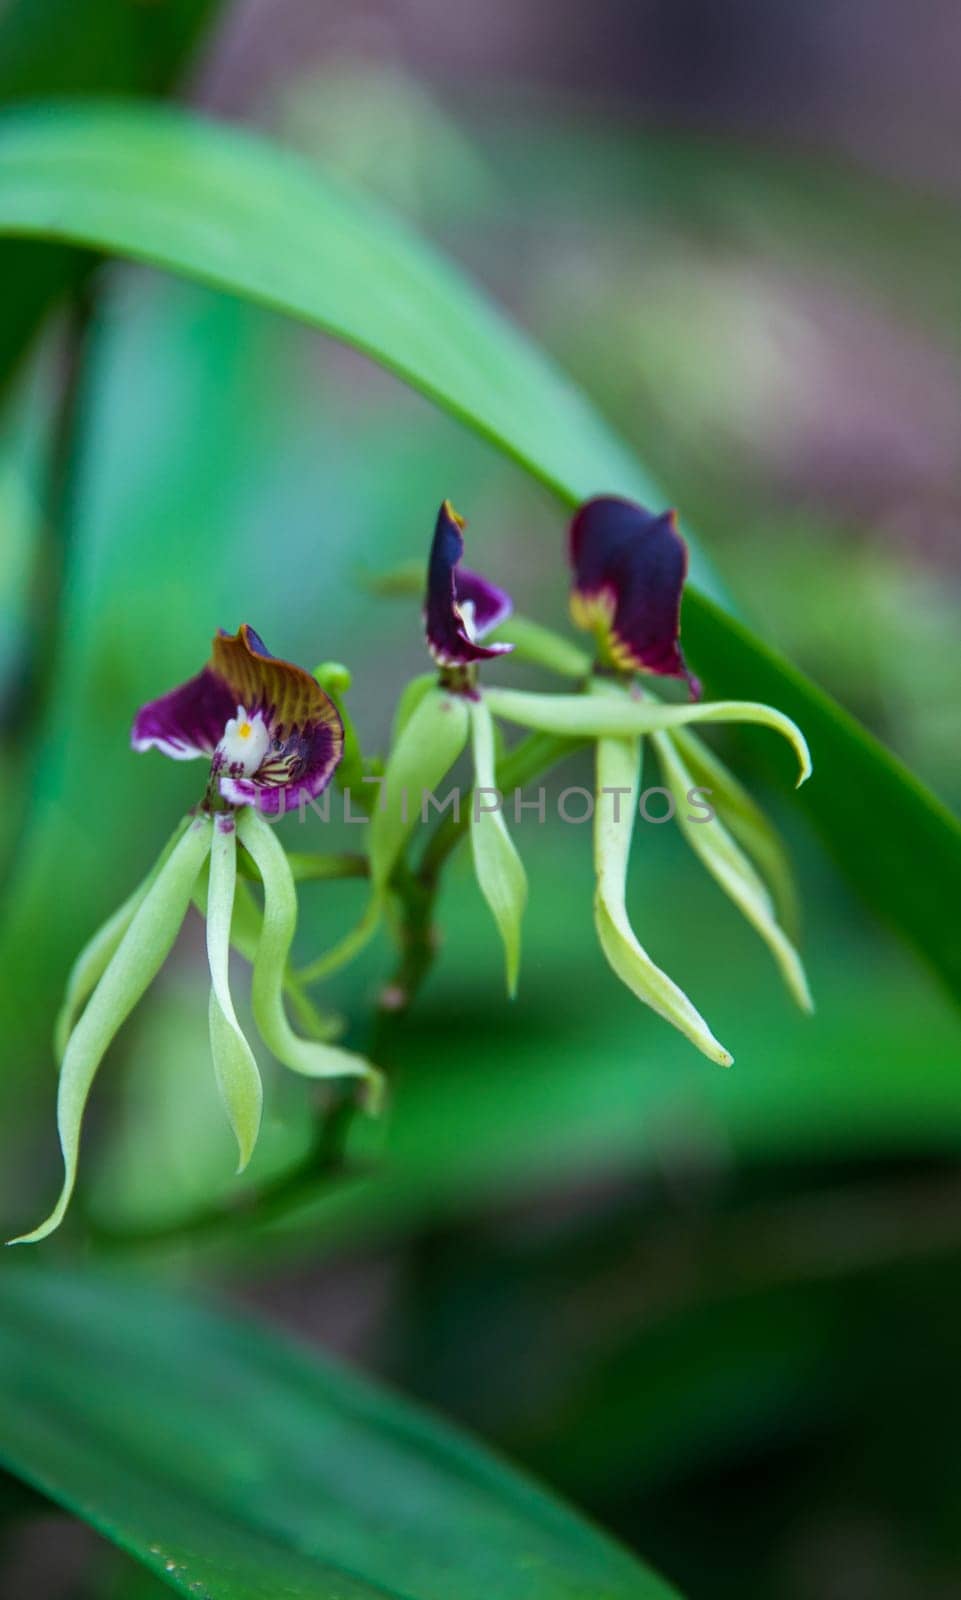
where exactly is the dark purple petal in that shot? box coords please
[131,666,237,760]
[425,500,514,667]
[569,496,700,697]
[456,566,513,636]
[220,717,343,814]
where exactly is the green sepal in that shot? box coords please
[236,810,383,1110]
[11,816,214,1245]
[484,686,812,786]
[654,731,813,1013]
[295,897,382,987]
[194,863,343,1042]
[469,698,528,997]
[670,725,802,939]
[369,685,470,894]
[391,673,437,743]
[593,731,732,1067]
[206,821,263,1171]
[54,817,190,1062]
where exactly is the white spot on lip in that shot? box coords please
[215,705,271,777]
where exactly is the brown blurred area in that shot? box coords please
[194,0,961,195]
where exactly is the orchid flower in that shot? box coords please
[368,501,528,997]
[482,494,813,1064]
[14,625,381,1245]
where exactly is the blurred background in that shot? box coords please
[1,1,960,1596]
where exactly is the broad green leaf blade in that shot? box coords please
[0,2,223,390]
[0,99,674,556]
[0,102,957,996]
[0,1266,680,1600]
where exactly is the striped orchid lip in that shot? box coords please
[131,624,344,815]
[424,500,514,673]
[569,495,701,699]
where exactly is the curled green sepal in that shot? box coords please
[10,816,214,1245]
[594,733,733,1067]
[206,864,344,1040]
[670,726,802,939]
[206,818,263,1171]
[369,685,471,893]
[655,731,812,1012]
[484,687,812,787]
[236,809,383,1111]
[469,697,528,997]
[54,817,190,1061]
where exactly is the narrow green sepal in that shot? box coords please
[369,685,470,893]
[11,816,214,1245]
[54,817,190,1061]
[484,687,812,786]
[236,809,383,1105]
[391,673,437,743]
[469,698,527,997]
[195,865,343,1042]
[206,820,264,1171]
[670,726,802,939]
[593,732,733,1067]
[654,732,813,1013]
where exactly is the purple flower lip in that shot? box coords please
[424,500,514,669]
[132,623,344,814]
[569,495,700,698]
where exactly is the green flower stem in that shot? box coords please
[237,849,368,884]
[11,816,214,1245]
[381,727,582,1013]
